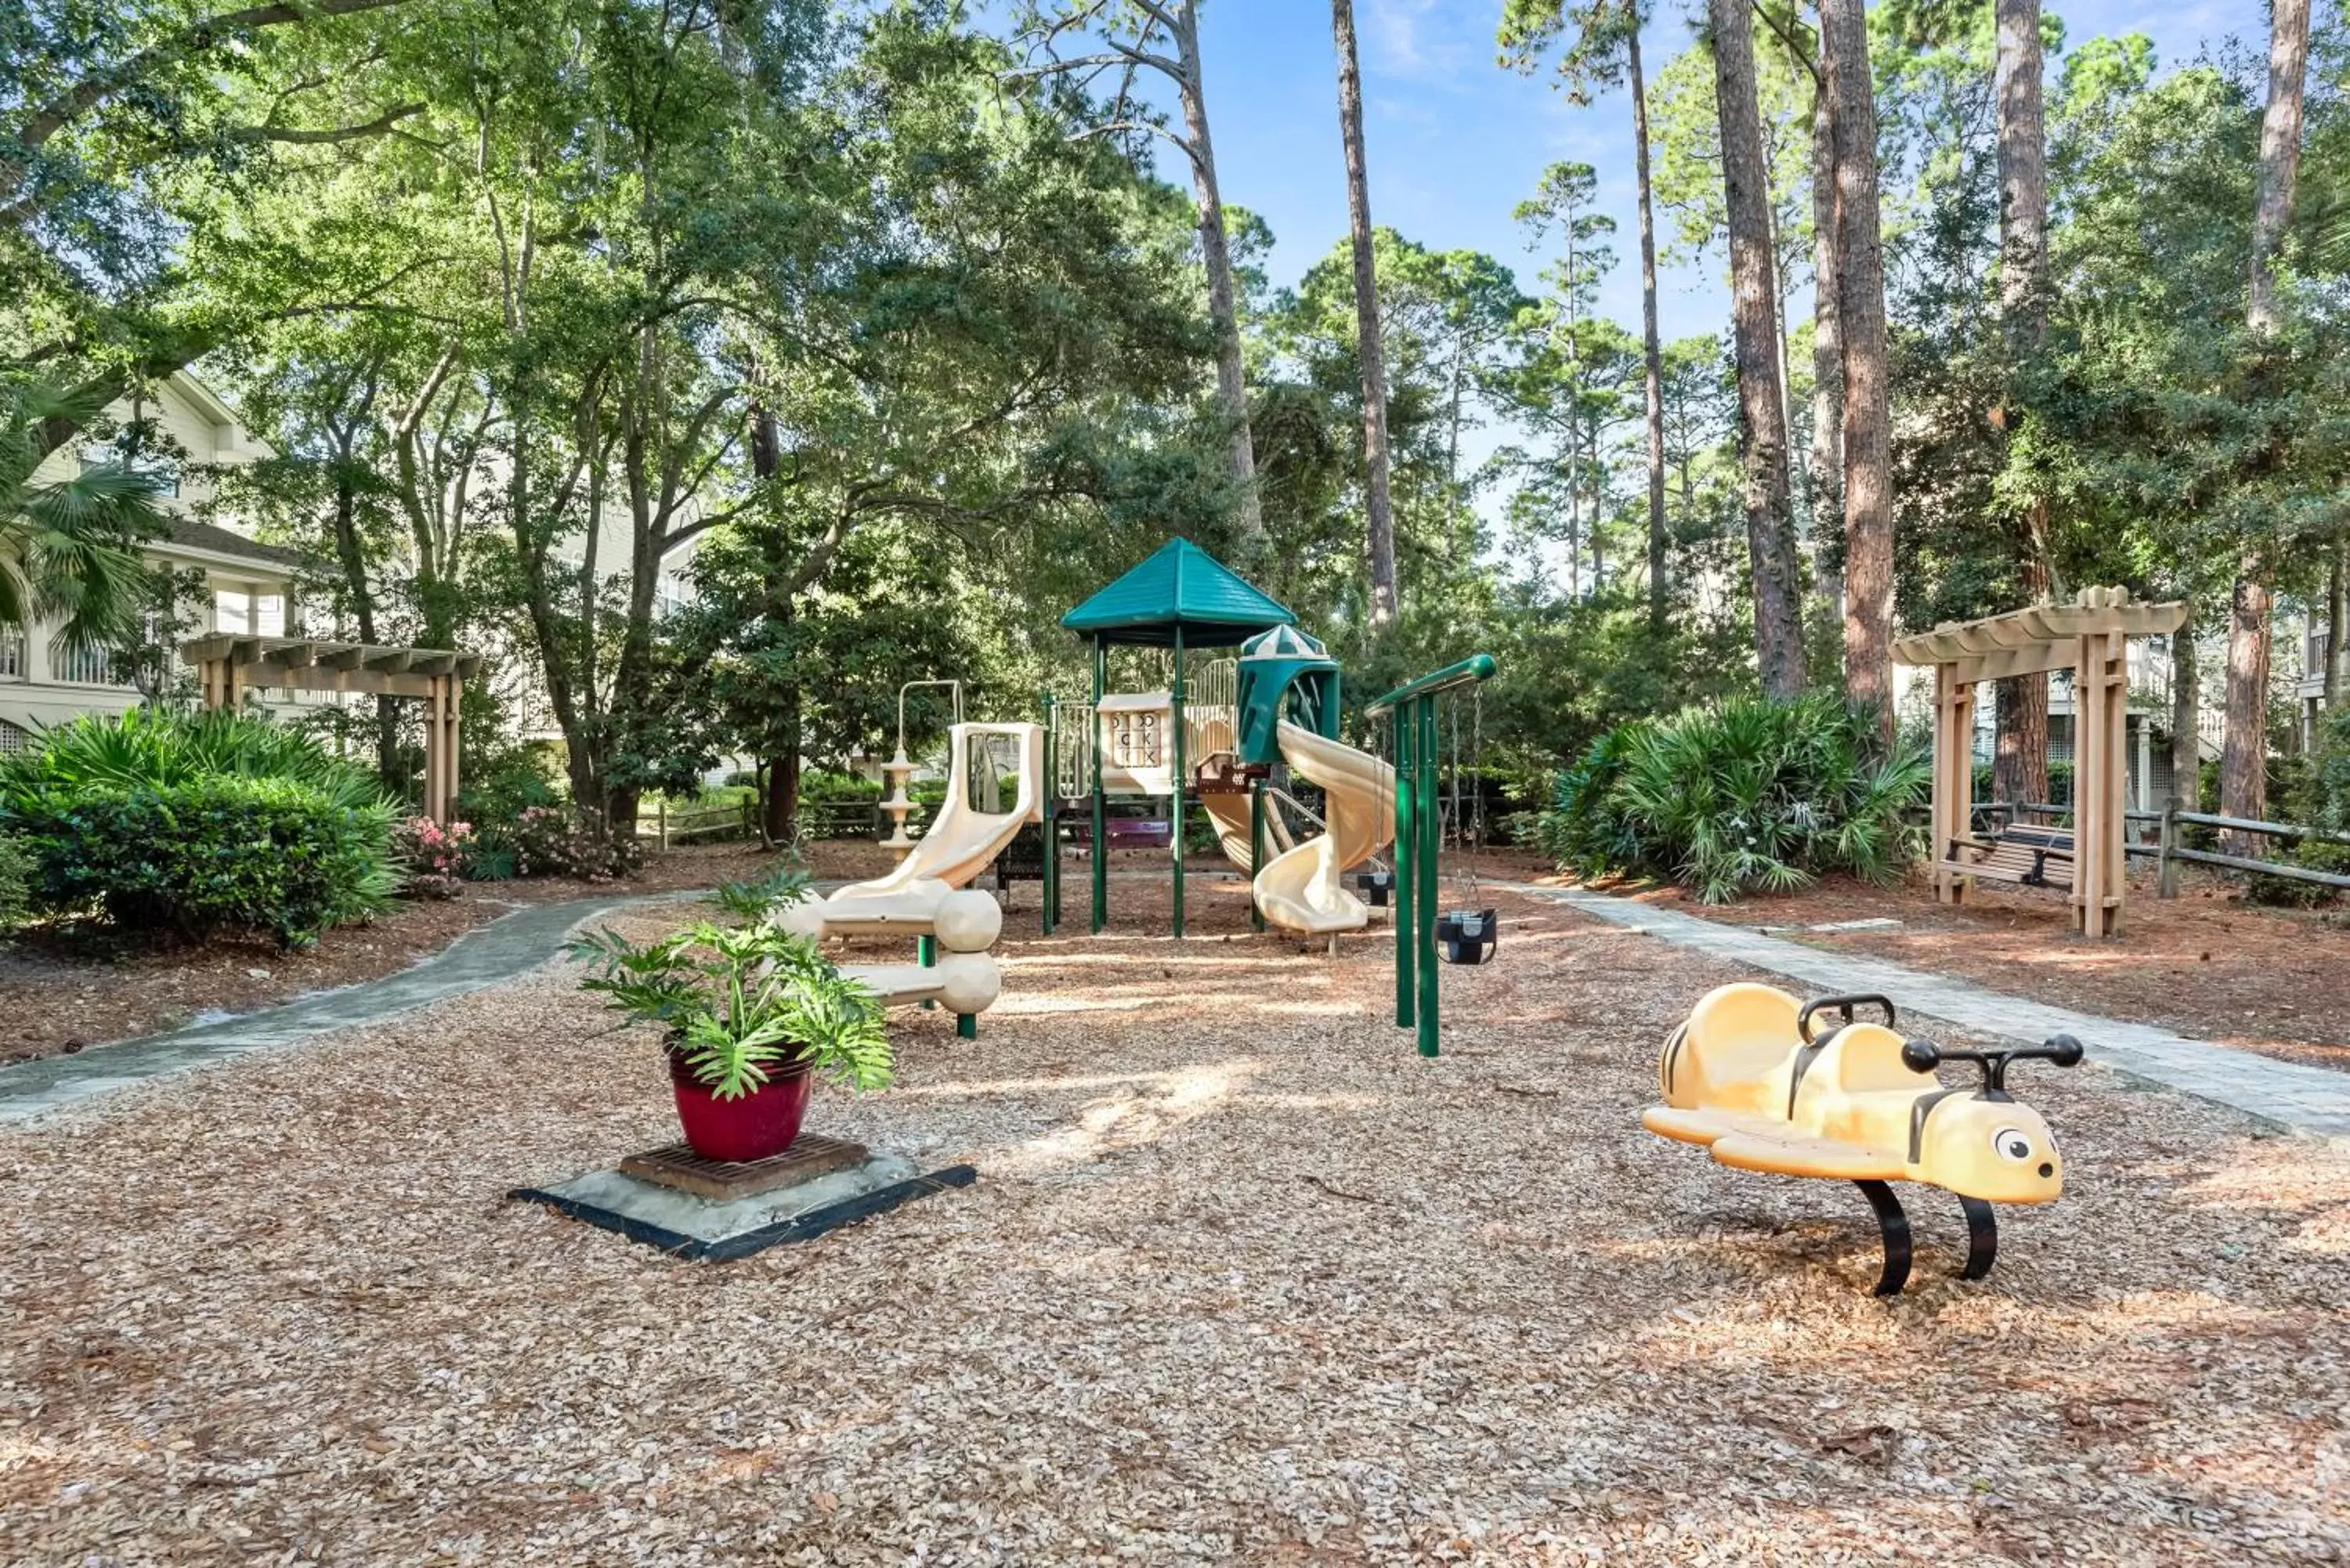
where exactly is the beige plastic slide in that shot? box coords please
[1196,789,1295,876]
[779,722,1043,938]
[1252,721,1396,935]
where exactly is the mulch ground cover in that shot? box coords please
[4,880,2343,1564]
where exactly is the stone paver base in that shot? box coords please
[1511,882,2350,1147]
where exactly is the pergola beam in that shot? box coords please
[1895,587,2185,941]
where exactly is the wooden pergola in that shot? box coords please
[182,635,485,824]
[1893,587,2186,939]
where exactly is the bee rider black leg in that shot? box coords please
[1853,1180,1912,1297]
[1957,1195,1998,1282]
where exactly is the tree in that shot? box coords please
[2225,0,2314,842]
[1018,0,1266,554]
[1513,161,1621,592]
[1707,0,1806,698]
[1497,0,1671,627]
[1820,0,1891,737]
[2,379,168,654]
[1330,0,1398,629]
[1991,0,2052,804]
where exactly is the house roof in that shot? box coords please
[1061,538,1294,648]
[157,516,302,569]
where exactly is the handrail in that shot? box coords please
[1365,653,1497,715]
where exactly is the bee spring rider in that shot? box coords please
[1644,984,2083,1295]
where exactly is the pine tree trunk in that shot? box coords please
[2222,577,2273,835]
[2226,0,2312,848]
[1172,2,1265,555]
[1709,0,1806,699]
[2170,624,2200,810]
[1993,0,2051,804]
[1331,0,1398,628]
[1629,19,1670,630]
[1807,76,1843,616]
[1820,0,1893,740]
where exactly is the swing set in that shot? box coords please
[1366,653,1499,1058]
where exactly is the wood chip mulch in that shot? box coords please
[2,880,2345,1565]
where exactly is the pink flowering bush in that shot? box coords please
[395,816,476,899]
[501,804,642,881]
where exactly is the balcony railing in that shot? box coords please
[47,639,132,688]
[0,635,24,679]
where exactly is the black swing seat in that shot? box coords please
[1354,868,1394,907]
[1436,907,1498,965]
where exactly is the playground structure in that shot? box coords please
[1041,540,1399,943]
[778,721,1043,1039]
[783,540,1501,1057]
[1644,982,2083,1295]
[1896,586,2187,939]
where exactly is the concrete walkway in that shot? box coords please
[0,891,705,1127]
[1511,882,2350,1147]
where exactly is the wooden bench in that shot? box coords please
[1943,824,2076,889]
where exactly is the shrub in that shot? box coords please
[0,709,401,947]
[477,803,643,880]
[2245,838,2350,909]
[1,706,385,809]
[394,816,477,899]
[1535,692,1929,903]
[4,775,398,947]
[0,833,29,935]
[798,768,881,803]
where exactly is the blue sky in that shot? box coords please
[1151,1,2256,341]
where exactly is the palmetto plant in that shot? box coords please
[1541,693,1928,903]
[569,920,893,1099]
[2,380,169,653]
[0,705,390,812]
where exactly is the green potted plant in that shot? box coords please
[569,912,891,1163]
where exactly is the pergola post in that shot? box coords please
[1931,663,1976,905]
[2074,623,2129,938]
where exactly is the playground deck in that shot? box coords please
[3,882,2344,1564]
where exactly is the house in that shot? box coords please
[2,374,309,754]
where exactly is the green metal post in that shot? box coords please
[1416,697,1441,1057]
[1249,779,1267,932]
[1394,706,1415,1028]
[1090,636,1108,934]
[918,932,936,1010]
[1041,690,1058,935]
[956,1013,978,1041]
[1170,624,1186,939]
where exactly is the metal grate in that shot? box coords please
[0,718,27,754]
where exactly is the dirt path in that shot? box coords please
[3,883,2345,1564]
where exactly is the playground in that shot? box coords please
[1,545,2345,1564]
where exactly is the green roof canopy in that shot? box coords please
[1061,538,1295,647]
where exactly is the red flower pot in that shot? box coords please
[666,1049,814,1163]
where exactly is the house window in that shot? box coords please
[215,591,285,637]
[81,444,181,497]
[0,634,24,679]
